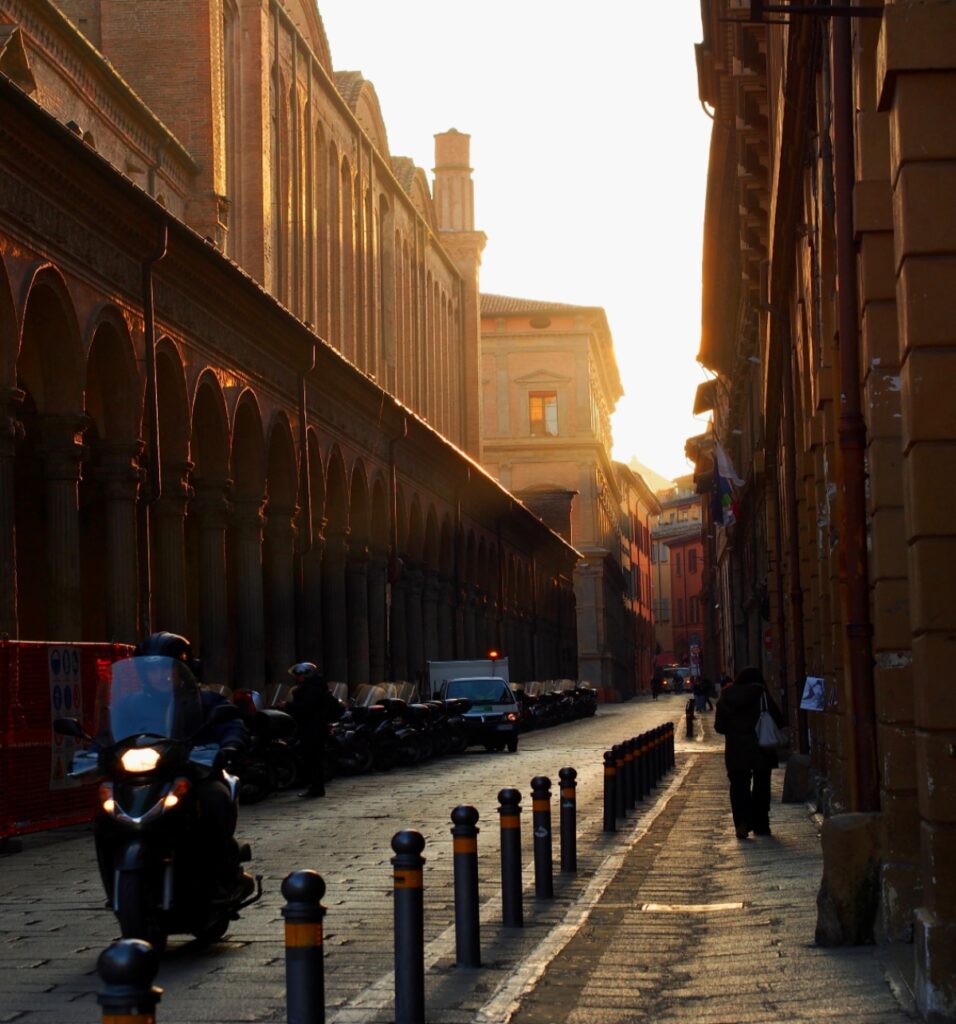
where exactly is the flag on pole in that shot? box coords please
[711,442,743,525]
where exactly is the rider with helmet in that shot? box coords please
[132,631,254,898]
[285,662,345,798]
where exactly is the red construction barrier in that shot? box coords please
[0,640,133,841]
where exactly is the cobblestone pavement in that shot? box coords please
[506,716,918,1024]
[0,697,679,1023]
[0,699,917,1024]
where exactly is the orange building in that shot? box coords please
[695,2,956,1016]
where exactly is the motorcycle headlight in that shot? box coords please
[120,747,161,773]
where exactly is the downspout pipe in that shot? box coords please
[297,343,317,556]
[387,414,408,679]
[138,217,168,640]
[832,13,878,812]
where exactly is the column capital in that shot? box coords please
[0,387,24,458]
[93,438,145,499]
[36,412,90,480]
[192,479,233,528]
[232,496,265,531]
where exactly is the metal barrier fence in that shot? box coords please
[0,639,132,841]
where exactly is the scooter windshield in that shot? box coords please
[98,656,204,745]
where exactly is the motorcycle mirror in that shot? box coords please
[53,716,88,740]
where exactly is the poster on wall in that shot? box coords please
[800,675,825,712]
[49,646,83,789]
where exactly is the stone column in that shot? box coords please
[321,529,348,684]
[878,7,956,1014]
[264,503,297,688]
[192,480,231,688]
[0,388,23,638]
[438,577,455,661]
[422,568,440,666]
[232,497,266,691]
[389,566,408,681]
[94,440,143,644]
[367,547,388,683]
[405,562,424,688]
[151,462,192,637]
[346,539,370,686]
[462,585,476,659]
[301,524,325,669]
[36,413,88,641]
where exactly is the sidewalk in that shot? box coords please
[496,719,917,1024]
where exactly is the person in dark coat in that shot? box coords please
[713,666,785,839]
[286,662,345,798]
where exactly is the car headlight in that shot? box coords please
[120,747,161,773]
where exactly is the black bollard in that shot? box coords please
[530,776,554,898]
[498,788,523,927]
[656,725,665,779]
[451,805,481,968]
[622,738,635,811]
[644,732,656,791]
[603,750,617,832]
[613,744,626,819]
[685,697,695,740]
[558,767,577,873]
[97,939,162,1024]
[636,735,647,803]
[667,721,675,768]
[392,830,426,1024]
[282,869,327,1024]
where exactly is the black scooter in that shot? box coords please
[54,655,261,953]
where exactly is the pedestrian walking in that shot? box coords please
[713,666,785,839]
[651,672,662,700]
[692,677,707,713]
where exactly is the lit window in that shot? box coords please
[529,391,558,436]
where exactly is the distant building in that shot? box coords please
[651,476,703,670]
[480,294,646,697]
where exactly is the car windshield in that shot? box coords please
[96,656,204,745]
[445,678,514,704]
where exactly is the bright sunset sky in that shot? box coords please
[318,1,715,481]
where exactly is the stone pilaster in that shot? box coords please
[367,547,388,683]
[422,568,440,665]
[36,413,88,641]
[151,462,192,637]
[301,523,325,669]
[404,563,424,689]
[0,387,23,638]
[191,480,231,688]
[322,529,348,684]
[389,568,408,681]
[438,577,455,661]
[231,497,266,691]
[93,439,143,644]
[264,503,297,688]
[346,539,370,686]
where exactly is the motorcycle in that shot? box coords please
[54,655,261,953]
[231,690,299,803]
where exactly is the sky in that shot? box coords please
[317,1,714,481]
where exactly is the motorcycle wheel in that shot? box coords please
[272,750,299,791]
[238,773,270,804]
[506,737,519,753]
[194,915,230,946]
[116,870,167,956]
[444,727,468,756]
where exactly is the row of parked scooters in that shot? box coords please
[226,677,598,805]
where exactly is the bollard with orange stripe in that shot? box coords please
[603,750,617,832]
[498,787,524,927]
[558,766,577,873]
[531,775,554,899]
[392,829,426,1024]
[97,939,162,1024]
[623,738,635,812]
[451,805,481,968]
[281,870,326,1024]
[613,744,626,819]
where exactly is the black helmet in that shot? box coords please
[288,661,321,683]
[135,631,201,678]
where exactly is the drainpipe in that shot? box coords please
[293,343,316,658]
[387,414,408,678]
[832,13,878,812]
[137,217,168,640]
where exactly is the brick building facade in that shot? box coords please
[694,3,956,1017]
[0,0,579,695]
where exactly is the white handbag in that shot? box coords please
[755,692,786,749]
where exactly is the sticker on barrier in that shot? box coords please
[49,645,84,789]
